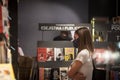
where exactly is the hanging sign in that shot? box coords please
[39,23,91,31]
[111,24,120,31]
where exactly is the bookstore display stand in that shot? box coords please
[107,23,120,80]
[93,42,108,80]
[37,41,75,80]
[93,22,120,80]
[0,1,16,80]
[37,23,120,80]
[37,41,74,68]
[93,41,120,80]
[37,41,120,80]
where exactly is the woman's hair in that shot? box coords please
[76,27,94,53]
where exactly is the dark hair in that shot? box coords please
[60,31,69,36]
[76,27,94,53]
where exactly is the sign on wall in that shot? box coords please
[108,24,120,42]
[39,23,91,31]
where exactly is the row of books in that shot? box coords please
[37,47,77,62]
[37,47,120,65]
[39,67,70,80]
[110,71,120,80]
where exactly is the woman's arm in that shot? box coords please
[73,72,86,80]
[67,60,85,79]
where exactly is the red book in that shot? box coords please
[39,68,44,80]
[37,47,47,62]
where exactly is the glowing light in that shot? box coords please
[117,42,120,48]
[93,49,120,64]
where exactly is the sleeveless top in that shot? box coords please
[72,49,93,80]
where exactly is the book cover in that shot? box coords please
[50,68,60,80]
[64,48,74,61]
[60,67,68,80]
[37,47,47,62]
[54,48,64,61]
[44,68,51,80]
[0,64,15,80]
[46,48,54,61]
[39,67,44,80]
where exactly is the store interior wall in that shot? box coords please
[89,0,117,21]
[18,0,119,56]
[18,0,89,56]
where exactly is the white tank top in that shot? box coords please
[75,49,93,80]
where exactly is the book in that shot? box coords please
[44,68,51,80]
[60,67,68,80]
[0,64,15,80]
[50,68,60,80]
[54,48,64,61]
[64,48,74,61]
[46,48,54,61]
[37,47,47,62]
[39,67,44,80]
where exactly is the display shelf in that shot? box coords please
[37,41,109,48]
[38,61,72,68]
[111,65,120,71]
[37,41,74,68]
[37,41,110,68]
[94,42,109,48]
[37,41,74,47]
[37,23,120,80]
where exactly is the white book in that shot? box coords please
[60,67,69,80]
[54,48,64,61]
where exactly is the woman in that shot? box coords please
[67,27,94,80]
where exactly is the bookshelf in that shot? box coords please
[37,41,74,68]
[37,23,120,80]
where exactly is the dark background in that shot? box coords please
[9,0,119,57]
